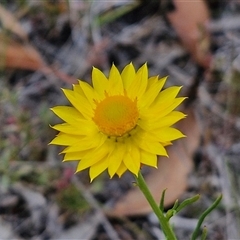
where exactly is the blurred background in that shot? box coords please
[0,0,240,239]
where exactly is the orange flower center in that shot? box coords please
[93,95,139,137]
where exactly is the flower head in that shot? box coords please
[50,63,186,181]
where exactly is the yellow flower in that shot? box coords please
[50,63,186,181]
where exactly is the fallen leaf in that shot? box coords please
[0,35,45,71]
[0,35,77,84]
[108,106,200,216]
[0,4,45,71]
[0,3,76,84]
[167,0,211,68]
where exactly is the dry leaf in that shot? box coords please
[0,4,28,40]
[167,0,211,68]
[0,36,44,71]
[0,4,76,85]
[0,5,44,71]
[0,36,77,84]
[108,106,200,216]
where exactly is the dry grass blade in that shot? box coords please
[0,4,28,40]
[72,176,121,240]
[108,106,200,216]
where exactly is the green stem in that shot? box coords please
[191,194,222,240]
[135,172,177,240]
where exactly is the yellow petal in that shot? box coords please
[107,64,124,95]
[138,76,167,108]
[92,67,108,99]
[123,140,140,176]
[135,134,168,156]
[121,62,136,89]
[138,111,186,131]
[154,111,186,127]
[51,120,98,135]
[63,150,89,161]
[146,75,158,89]
[144,97,186,119]
[51,123,79,135]
[73,83,85,97]
[162,142,172,147]
[153,127,186,142]
[108,142,126,178]
[62,133,107,153]
[79,80,97,107]
[127,63,148,100]
[62,89,93,119]
[51,106,83,124]
[76,144,109,173]
[140,150,157,168]
[89,158,109,182]
[116,162,127,177]
[151,86,182,108]
[49,133,83,146]
[156,97,186,118]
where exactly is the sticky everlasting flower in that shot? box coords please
[50,63,186,181]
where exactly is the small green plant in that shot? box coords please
[135,173,222,240]
[56,184,90,214]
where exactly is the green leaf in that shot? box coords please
[176,194,200,213]
[159,188,167,211]
[191,195,222,240]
